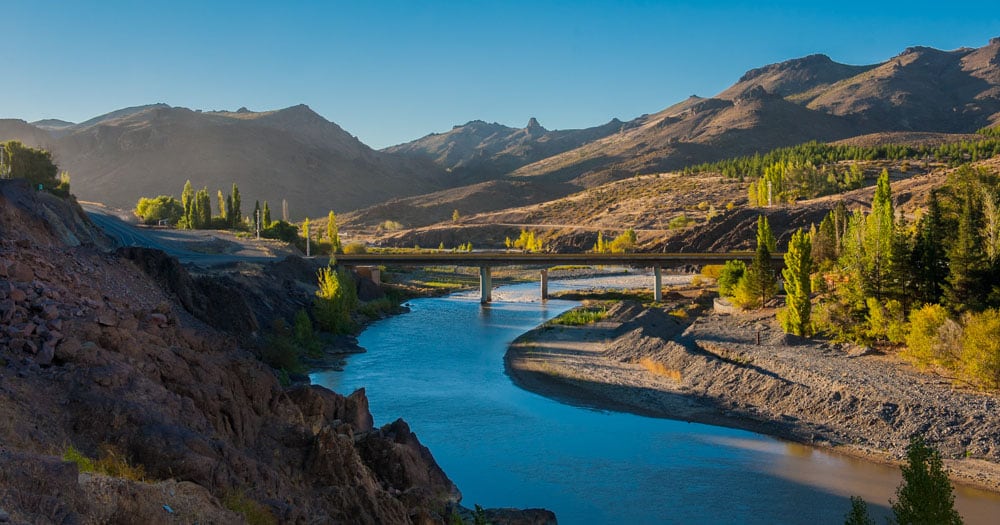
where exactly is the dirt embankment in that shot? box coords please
[0,179,555,524]
[506,299,1000,492]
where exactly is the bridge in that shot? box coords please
[334,252,785,303]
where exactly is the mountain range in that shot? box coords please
[1,37,998,223]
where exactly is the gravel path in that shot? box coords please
[506,300,1000,492]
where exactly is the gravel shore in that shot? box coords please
[505,299,1000,492]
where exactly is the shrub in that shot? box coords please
[865,298,906,344]
[314,267,358,334]
[903,304,952,369]
[134,195,184,225]
[700,264,725,280]
[640,357,682,381]
[63,444,146,481]
[262,220,298,242]
[223,491,278,525]
[343,242,367,254]
[716,260,746,297]
[261,318,306,374]
[668,214,692,229]
[961,308,1000,389]
[551,306,607,326]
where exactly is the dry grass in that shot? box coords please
[639,357,682,381]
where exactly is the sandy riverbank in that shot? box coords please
[505,298,1000,493]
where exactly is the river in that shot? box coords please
[312,274,1000,524]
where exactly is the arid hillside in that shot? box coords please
[0,105,450,219]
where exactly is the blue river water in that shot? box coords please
[312,275,1000,524]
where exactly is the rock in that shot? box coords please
[37,342,54,366]
[42,304,59,320]
[0,507,9,522]
[97,313,118,327]
[8,288,26,303]
[8,262,34,282]
[20,322,36,337]
[22,339,37,355]
[54,338,82,362]
[149,312,168,327]
[47,318,62,331]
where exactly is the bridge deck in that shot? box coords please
[334,252,784,267]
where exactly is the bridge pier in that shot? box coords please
[540,269,548,301]
[653,265,662,302]
[479,266,493,304]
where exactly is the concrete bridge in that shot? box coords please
[334,252,785,303]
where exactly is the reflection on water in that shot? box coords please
[312,275,1000,524]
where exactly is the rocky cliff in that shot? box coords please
[0,180,555,524]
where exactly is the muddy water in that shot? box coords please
[312,274,1000,524]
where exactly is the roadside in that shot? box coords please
[505,297,1000,493]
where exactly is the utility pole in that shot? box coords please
[767,180,773,208]
[306,230,311,257]
[255,208,261,240]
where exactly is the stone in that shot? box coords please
[42,304,59,320]
[8,261,34,282]
[54,338,82,362]
[21,322,37,337]
[0,507,10,522]
[37,342,55,366]
[22,339,37,355]
[47,318,63,331]
[97,313,118,327]
[150,313,169,327]
[8,288,26,303]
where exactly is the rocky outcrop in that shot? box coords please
[0,180,555,523]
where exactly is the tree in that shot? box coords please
[911,191,948,305]
[452,209,460,222]
[253,200,261,231]
[181,180,195,229]
[864,169,895,301]
[844,496,874,525]
[193,188,211,229]
[1,141,59,190]
[733,215,776,309]
[781,228,813,336]
[314,266,358,334]
[217,189,228,223]
[134,196,184,225]
[609,228,638,253]
[262,201,272,227]
[717,260,746,297]
[890,436,962,525]
[230,183,242,227]
[326,211,342,254]
[944,194,986,313]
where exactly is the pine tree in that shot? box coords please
[890,436,963,525]
[327,211,342,254]
[811,213,838,266]
[944,193,986,313]
[736,215,777,308]
[181,180,195,229]
[781,228,812,336]
[911,190,948,305]
[844,496,874,525]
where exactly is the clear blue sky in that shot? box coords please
[5,1,999,148]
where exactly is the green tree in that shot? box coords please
[217,189,228,223]
[844,496,874,525]
[181,180,195,229]
[326,210,342,254]
[230,183,242,227]
[717,260,746,297]
[452,209,460,222]
[781,228,813,336]
[864,169,895,301]
[1,141,59,190]
[314,266,358,334]
[734,215,776,308]
[960,309,1000,389]
[890,436,963,525]
[944,194,986,313]
[609,228,638,253]
[193,188,212,229]
[911,191,948,305]
[262,201,272,228]
[134,196,184,225]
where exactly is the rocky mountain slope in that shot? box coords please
[384,117,626,180]
[0,104,449,219]
[0,179,554,524]
[344,37,1000,230]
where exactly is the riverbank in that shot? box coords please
[505,299,1000,493]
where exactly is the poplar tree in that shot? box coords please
[262,201,272,227]
[230,183,242,227]
[181,180,195,229]
[217,189,228,222]
[326,211,342,254]
[194,188,211,229]
[781,228,812,336]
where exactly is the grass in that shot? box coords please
[63,444,147,482]
[550,306,608,326]
[223,491,278,525]
[553,288,655,303]
[548,265,593,271]
[640,357,682,381]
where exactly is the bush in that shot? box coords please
[63,444,146,481]
[668,214,693,229]
[903,304,952,369]
[961,309,1000,389]
[550,306,607,326]
[314,267,358,334]
[260,318,306,374]
[716,260,746,297]
[134,195,184,225]
[262,220,299,242]
[343,242,367,254]
[865,298,906,344]
[223,491,278,525]
[701,264,725,280]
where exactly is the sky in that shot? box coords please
[4,1,999,149]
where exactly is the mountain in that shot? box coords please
[383,116,626,180]
[342,37,1000,230]
[0,105,448,218]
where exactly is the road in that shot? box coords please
[83,205,288,266]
